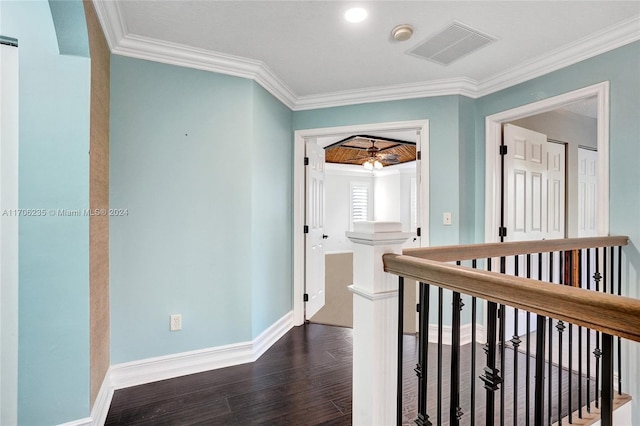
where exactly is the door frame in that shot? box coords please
[293,119,430,326]
[485,81,610,244]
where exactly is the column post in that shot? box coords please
[347,221,411,426]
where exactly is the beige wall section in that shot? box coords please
[83,0,110,408]
[311,253,417,333]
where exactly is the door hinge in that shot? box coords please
[416,303,420,313]
[417,150,421,161]
[498,227,507,237]
[303,293,309,302]
[304,157,309,166]
[303,225,309,234]
[499,145,508,156]
[416,227,421,237]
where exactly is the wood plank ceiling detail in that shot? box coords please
[325,135,417,167]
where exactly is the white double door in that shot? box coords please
[503,124,566,338]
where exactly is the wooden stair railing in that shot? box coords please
[383,236,637,426]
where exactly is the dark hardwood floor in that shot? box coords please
[106,323,595,425]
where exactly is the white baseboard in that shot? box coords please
[110,310,294,390]
[428,323,486,345]
[60,311,294,425]
[56,373,113,426]
[57,417,91,426]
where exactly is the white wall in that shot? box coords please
[324,162,416,252]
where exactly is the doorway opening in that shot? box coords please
[484,82,610,367]
[485,81,610,244]
[293,120,430,326]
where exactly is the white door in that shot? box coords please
[578,147,598,238]
[504,124,548,242]
[578,147,598,290]
[503,124,566,337]
[546,141,566,239]
[305,140,326,319]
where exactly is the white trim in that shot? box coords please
[89,372,114,426]
[0,42,19,426]
[476,15,640,98]
[57,312,292,425]
[484,81,610,244]
[91,2,639,110]
[110,311,293,389]
[293,120,430,326]
[325,250,353,255]
[252,311,295,360]
[294,77,478,111]
[348,285,398,301]
[57,417,91,426]
[427,324,486,346]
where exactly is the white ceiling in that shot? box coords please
[94,1,640,110]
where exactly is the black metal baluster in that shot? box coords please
[578,250,583,419]
[526,254,532,426]
[594,247,602,410]
[617,246,622,395]
[471,259,478,426]
[601,334,614,426]
[450,290,463,424]
[534,314,547,426]
[415,282,432,426]
[500,257,506,426]
[586,248,591,414]
[556,251,565,425]
[556,320,565,424]
[548,252,554,426]
[397,277,404,426]
[482,301,501,426]
[567,251,573,423]
[512,256,521,426]
[437,287,443,425]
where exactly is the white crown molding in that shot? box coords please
[476,15,640,98]
[92,1,639,110]
[293,78,479,110]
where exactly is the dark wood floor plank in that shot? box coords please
[106,323,598,425]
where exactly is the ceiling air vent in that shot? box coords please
[408,22,496,66]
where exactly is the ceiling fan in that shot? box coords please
[350,140,400,170]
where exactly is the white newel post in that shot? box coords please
[346,221,411,426]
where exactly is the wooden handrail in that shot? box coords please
[383,252,640,343]
[403,236,629,262]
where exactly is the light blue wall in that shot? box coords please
[2,1,91,424]
[110,57,294,362]
[474,41,640,420]
[110,56,255,362]
[250,83,293,337]
[293,96,463,247]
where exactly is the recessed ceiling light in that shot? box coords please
[345,7,367,23]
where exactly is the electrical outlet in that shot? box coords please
[170,314,182,331]
[443,212,452,226]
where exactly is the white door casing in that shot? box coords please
[304,140,326,319]
[0,40,20,426]
[293,120,429,326]
[485,81,609,245]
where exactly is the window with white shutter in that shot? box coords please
[350,181,371,230]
